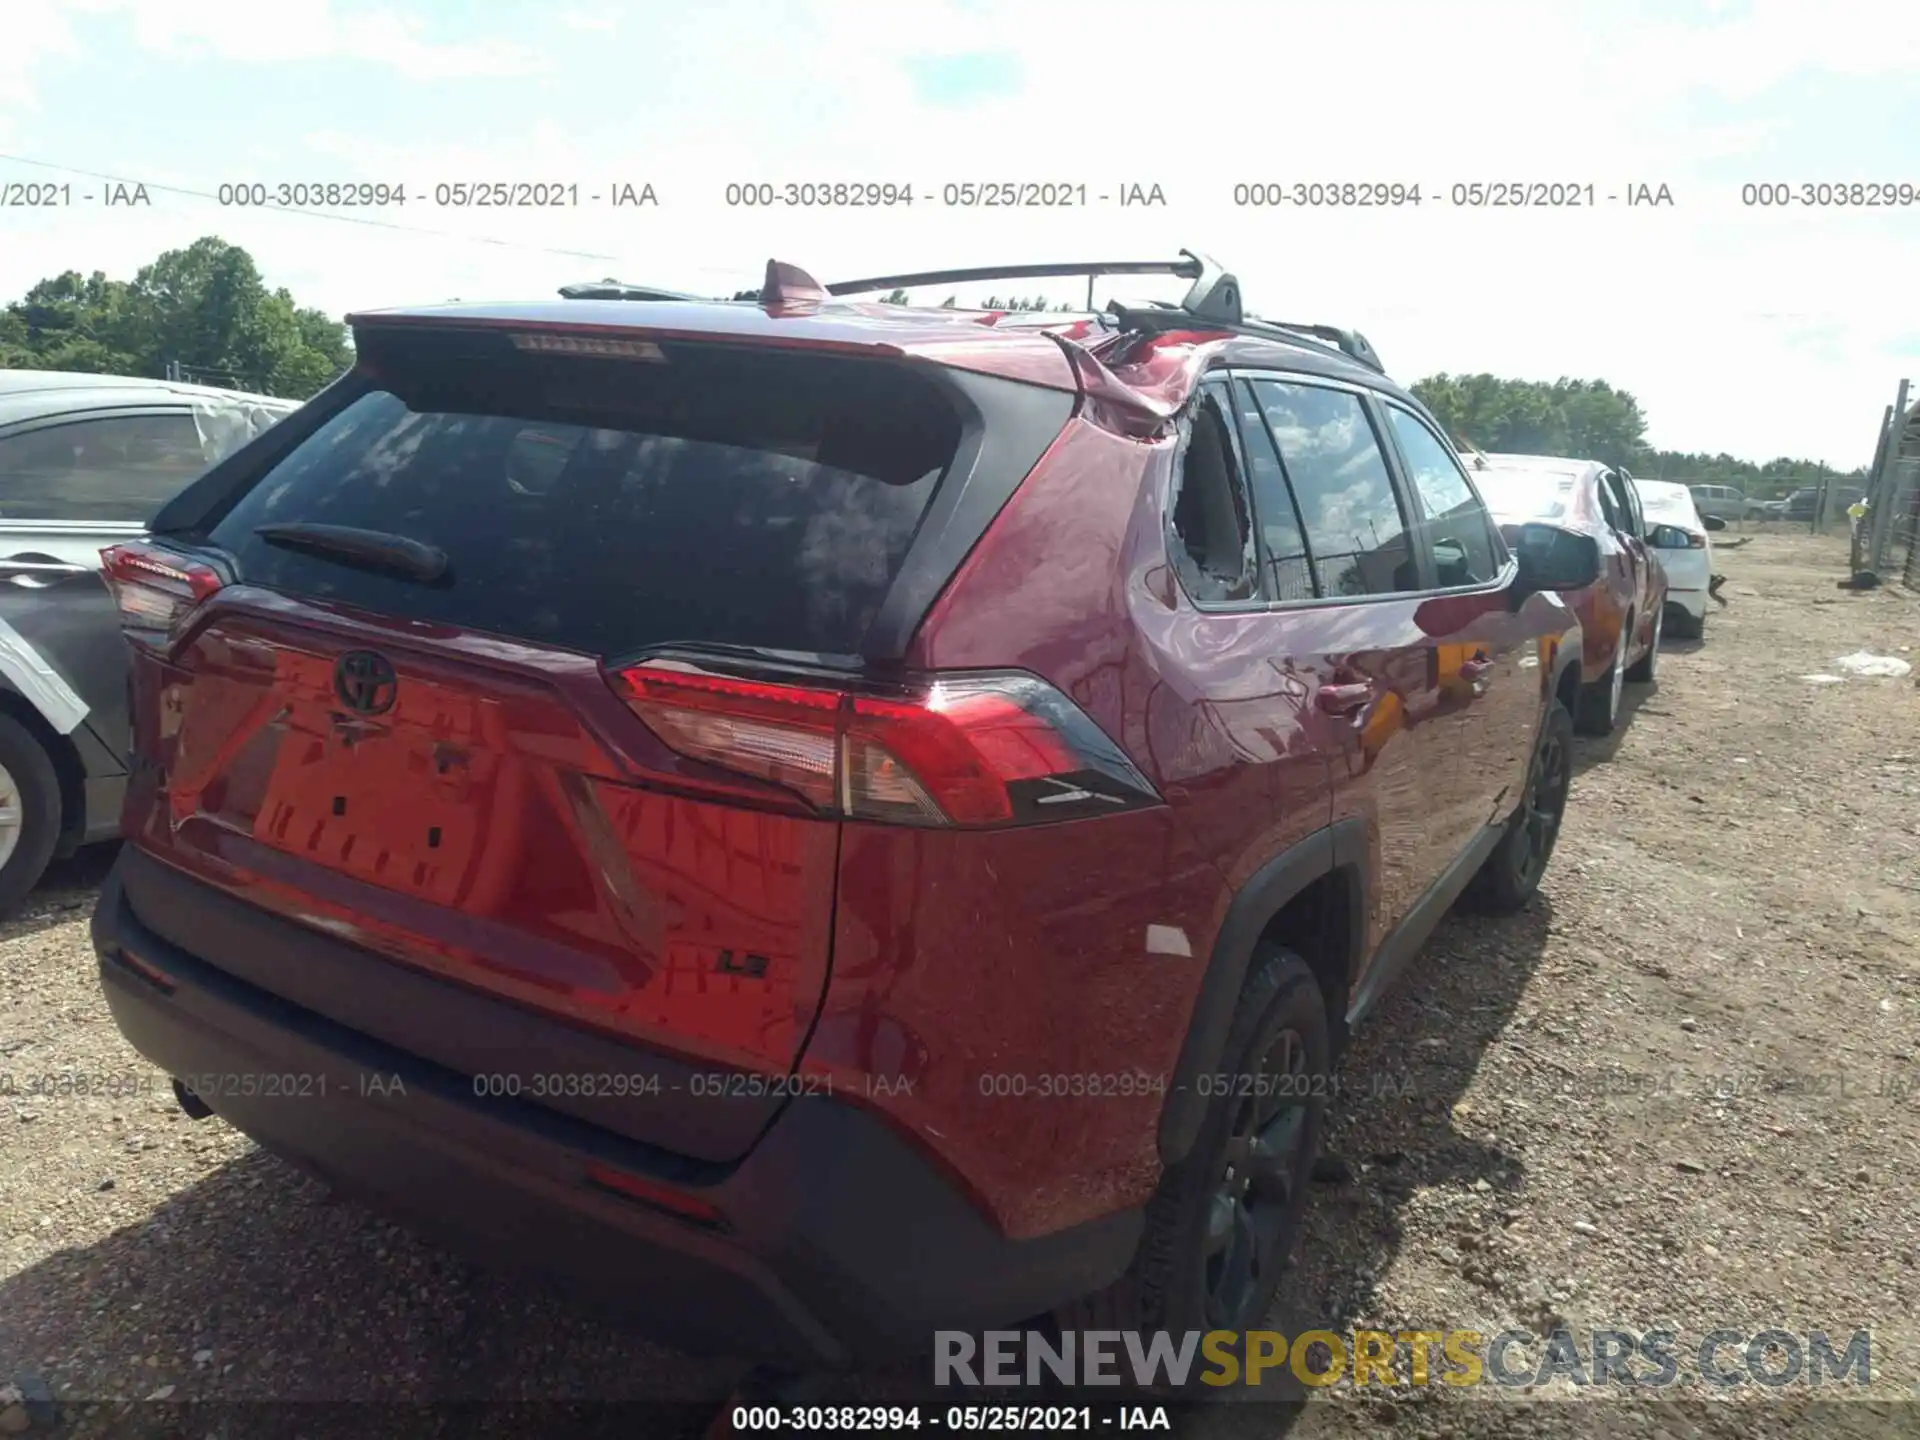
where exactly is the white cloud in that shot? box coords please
[559,9,619,33]
[1,0,1912,465]
[50,0,550,78]
[0,1,82,128]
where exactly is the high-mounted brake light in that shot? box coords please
[610,661,1160,828]
[510,332,667,361]
[101,541,224,650]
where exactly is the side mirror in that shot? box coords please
[1647,524,1688,549]
[1701,513,1727,532]
[1507,523,1601,607]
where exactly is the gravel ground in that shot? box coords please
[3,529,1916,1439]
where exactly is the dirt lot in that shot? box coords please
[3,529,1917,1438]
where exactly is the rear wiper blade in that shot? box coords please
[253,523,450,585]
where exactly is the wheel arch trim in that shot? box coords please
[1157,817,1369,1167]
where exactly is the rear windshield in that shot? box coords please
[1636,485,1697,524]
[206,334,962,657]
[1473,467,1577,521]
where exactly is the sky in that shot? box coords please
[1,0,1916,468]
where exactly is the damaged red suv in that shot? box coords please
[94,253,1586,1368]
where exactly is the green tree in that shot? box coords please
[2,237,351,399]
[1413,373,1651,469]
[1413,372,1863,500]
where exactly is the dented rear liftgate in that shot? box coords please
[106,281,1093,1166]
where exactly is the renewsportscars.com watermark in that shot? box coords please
[934,1327,1874,1390]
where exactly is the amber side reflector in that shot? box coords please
[107,945,178,995]
[585,1163,725,1227]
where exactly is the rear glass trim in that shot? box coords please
[193,334,983,663]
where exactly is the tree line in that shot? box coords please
[1411,373,1863,498]
[0,237,351,399]
[0,239,1865,496]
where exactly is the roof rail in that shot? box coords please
[1106,303,1386,374]
[1252,320,1384,373]
[558,280,712,301]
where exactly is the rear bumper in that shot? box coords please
[1665,588,1708,621]
[92,854,1141,1369]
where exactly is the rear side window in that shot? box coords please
[1246,379,1418,597]
[1599,471,1635,534]
[1383,405,1503,588]
[207,338,963,658]
[0,411,210,521]
[1230,381,1316,601]
[1166,385,1256,604]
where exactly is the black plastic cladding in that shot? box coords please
[853,367,1075,660]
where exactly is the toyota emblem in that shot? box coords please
[334,650,398,716]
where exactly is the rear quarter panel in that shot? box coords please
[801,416,1333,1237]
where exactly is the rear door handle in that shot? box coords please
[1317,682,1374,717]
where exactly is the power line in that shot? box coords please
[0,152,628,263]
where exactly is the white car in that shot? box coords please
[1633,477,1711,639]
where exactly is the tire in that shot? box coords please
[1054,946,1330,1384]
[1625,606,1660,683]
[1667,604,1704,641]
[1574,616,1629,737]
[1464,698,1575,916]
[0,713,62,917]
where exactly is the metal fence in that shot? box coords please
[1863,381,1920,586]
[1895,452,1920,589]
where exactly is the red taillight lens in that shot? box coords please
[101,542,224,650]
[609,660,1158,828]
[1686,532,1707,549]
[616,666,843,809]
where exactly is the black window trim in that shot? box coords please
[1218,366,1447,612]
[1162,372,1265,614]
[0,402,211,526]
[1374,396,1518,600]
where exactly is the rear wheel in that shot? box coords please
[1667,603,1704,640]
[1465,698,1574,915]
[1055,946,1329,1379]
[0,714,62,917]
[1575,617,1629,736]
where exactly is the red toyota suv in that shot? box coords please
[92,252,1588,1371]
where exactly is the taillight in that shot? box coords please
[101,541,224,650]
[611,660,1160,828]
[1684,532,1707,549]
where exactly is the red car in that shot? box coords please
[1466,453,1666,735]
[92,253,1586,1372]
